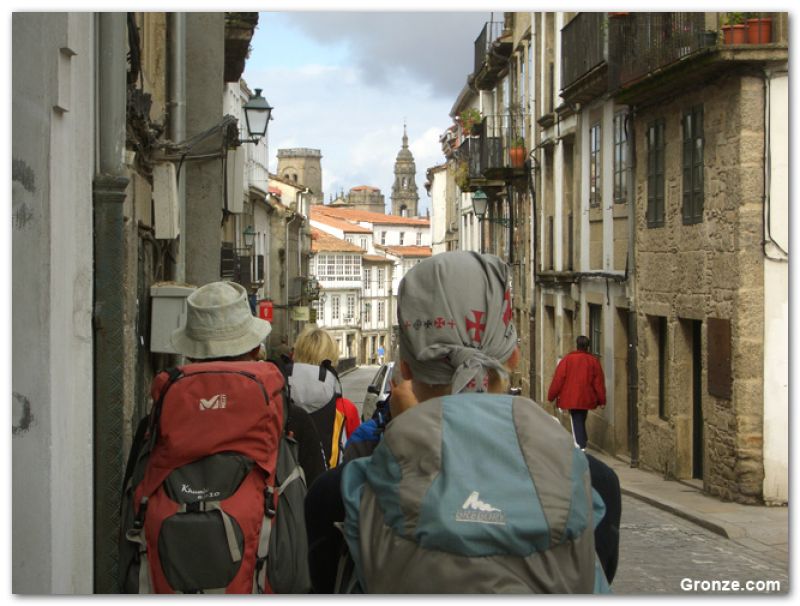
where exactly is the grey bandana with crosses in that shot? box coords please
[397,251,518,394]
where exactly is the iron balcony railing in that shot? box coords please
[462,113,526,181]
[608,13,714,91]
[561,12,607,92]
[474,20,504,75]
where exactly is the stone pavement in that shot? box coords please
[587,449,790,565]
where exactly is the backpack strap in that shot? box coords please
[320,359,343,397]
[147,366,183,450]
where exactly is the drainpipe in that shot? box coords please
[169,13,186,282]
[625,108,639,468]
[285,214,290,342]
[93,12,130,592]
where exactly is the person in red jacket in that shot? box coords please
[547,335,606,450]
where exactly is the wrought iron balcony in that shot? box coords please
[561,12,608,103]
[606,12,786,104]
[472,21,512,90]
[607,13,713,92]
[474,20,504,74]
[461,114,527,184]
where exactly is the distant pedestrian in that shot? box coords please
[547,335,606,450]
[376,344,385,365]
[288,326,360,485]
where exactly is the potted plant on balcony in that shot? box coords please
[509,137,526,169]
[721,13,747,44]
[459,108,482,136]
[746,13,772,44]
[454,159,471,190]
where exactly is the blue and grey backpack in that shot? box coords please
[339,393,611,593]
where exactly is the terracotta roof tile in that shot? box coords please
[314,206,429,226]
[309,208,373,233]
[310,228,365,254]
[381,245,432,258]
[363,254,394,264]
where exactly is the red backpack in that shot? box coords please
[119,361,310,594]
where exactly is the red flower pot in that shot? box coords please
[746,18,772,44]
[722,24,747,44]
[509,147,526,169]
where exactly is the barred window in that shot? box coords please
[331,296,340,321]
[346,295,356,320]
[377,301,385,325]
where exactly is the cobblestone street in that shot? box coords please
[613,495,789,595]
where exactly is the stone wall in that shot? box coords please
[634,72,766,503]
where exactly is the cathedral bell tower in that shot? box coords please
[390,123,419,217]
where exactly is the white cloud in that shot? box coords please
[243,12,487,216]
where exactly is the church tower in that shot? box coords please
[276,148,324,205]
[390,124,419,217]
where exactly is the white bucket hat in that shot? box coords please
[170,281,271,359]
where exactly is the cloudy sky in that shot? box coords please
[242,11,493,216]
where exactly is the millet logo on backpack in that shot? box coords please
[455,491,506,525]
[199,394,228,410]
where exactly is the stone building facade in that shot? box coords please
[276,147,324,205]
[347,185,386,213]
[11,11,260,592]
[630,65,787,503]
[443,11,788,505]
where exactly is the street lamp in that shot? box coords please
[472,188,511,227]
[243,225,256,248]
[472,189,488,220]
[241,88,273,143]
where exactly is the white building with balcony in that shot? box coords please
[310,228,364,361]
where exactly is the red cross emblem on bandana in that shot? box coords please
[434,317,445,329]
[465,310,487,343]
[502,289,513,327]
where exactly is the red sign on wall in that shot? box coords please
[258,300,274,323]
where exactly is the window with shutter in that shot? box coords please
[647,119,665,227]
[256,255,265,282]
[682,106,704,224]
[220,242,237,280]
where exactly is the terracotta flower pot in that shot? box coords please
[509,147,526,169]
[746,17,772,44]
[722,24,747,44]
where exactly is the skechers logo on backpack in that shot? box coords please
[199,394,228,410]
[455,491,506,525]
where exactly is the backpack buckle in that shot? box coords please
[264,486,276,518]
[133,497,149,529]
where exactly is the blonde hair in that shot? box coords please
[293,326,339,365]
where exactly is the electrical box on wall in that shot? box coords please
[153,162,179,239]
[150,283,195,354]
[226,146,245,213]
